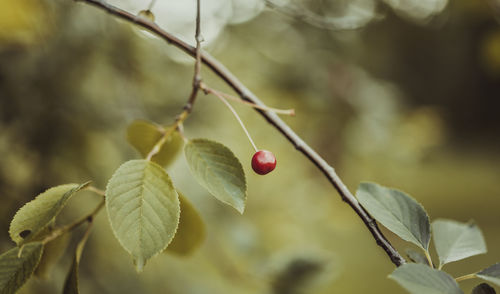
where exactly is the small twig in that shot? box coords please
[146,0,157,11]
[205,87,295,116]
[42,198,105,244]
[201,83,258,152]
[455,273,477,282]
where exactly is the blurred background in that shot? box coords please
[1,0,499,293]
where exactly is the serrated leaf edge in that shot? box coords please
[105,160,180,271]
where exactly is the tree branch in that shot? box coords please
[184,0,202,113]
[75,0,406,266]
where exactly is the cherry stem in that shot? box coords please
[207,87,295,116]
[147,0,157,11]
[203,84,258,152]
[455,273,477,282]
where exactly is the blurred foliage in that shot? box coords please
[0,0,499,293]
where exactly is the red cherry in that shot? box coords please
[251,150,276,175]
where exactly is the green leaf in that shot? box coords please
[126,120,183,167]
[356,182,431,250]
[165,192,205,256]
[406,248,430,266]
[472,283,496,294]
[9,182,90,245]
[63,224,93,294]
[432,219,487,268]
[34,233,70,278]
[105,159,180,271]
[184,139,247,214]
[0,242,44,294]
[477,263,500,286]
[389,263,464,294]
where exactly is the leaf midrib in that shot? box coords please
[372,193,426,249]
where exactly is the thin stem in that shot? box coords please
[424,251,434,269]
[75,0,406,267]
[85,185,105,197]
[177,123,188,143]
[42,198,105,244]
[202,84,258,152]
[455,273,477,282]
[147,0,157,11]
[146,0,203,160]
[207,87,295,116]
[146,110,189,160]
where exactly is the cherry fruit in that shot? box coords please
[251,150,277,175]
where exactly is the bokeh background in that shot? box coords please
[1,0,499,293]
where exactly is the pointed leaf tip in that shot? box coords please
[432,219,487,268]
[134,256,145,273]
[106,160,180,270]
[477,263,500,286]
[9,182,89,245]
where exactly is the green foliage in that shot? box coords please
[105,159,180,271]
[0,242,44,294]
[126,120,183,167]
[389,264,463,294]
[405,248,430,266]
[472,283,496,294]
[356,182,431,250]
[477,263,500,286]
[63,224,93,294]
[9,182,90,245]
[184,139,247,214]
[432,219,486,268]
[165,192,206,256]
[358,182,499,293]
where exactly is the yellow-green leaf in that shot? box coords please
[63,223,93,294]
[9,182,90,245]
[126,120,183,167]
[105,160,180,271]
[184,139,247,214]
[165,192,205,256]
[0,242,44,294]
[389,264,463,294]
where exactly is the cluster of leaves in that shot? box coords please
[357,182,500,294]
[0,119,249,293]
[2,119,499,294]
